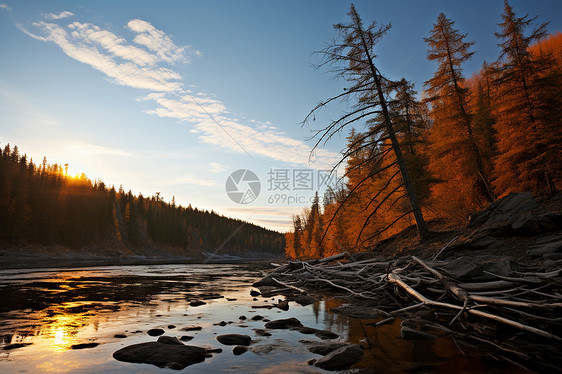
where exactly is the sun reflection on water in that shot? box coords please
[47,312,85,352]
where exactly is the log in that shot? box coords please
[316,252,350,264]
[270,277,307,294]
[458,280,515,291]
[469,295,562,310]
[388,272,562,341]
[432,235,459,261]
[412,256,469,306]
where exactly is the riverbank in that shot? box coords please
[253,192,562,372]
[0,245,283,270]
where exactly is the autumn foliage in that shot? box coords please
[285,2,562,259]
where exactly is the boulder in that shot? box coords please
[314,344,364,371]
[314,330,339,340]
[307,342,349,356]
[538,212,562,232]
[189,300,206,307]
[291,326,318,334]
[3,343,32,350]
[147,328,165,337]
[264,317,303,329]
[468,192,538,229]
[252,276,279,287]
[157,336,183,345]
[293,295,315,306]
[275,300,289,311]
[233,346,248,355]
[527,236,562,257]
[113,341,207,370]
[216,334,252,346]
[253,329,271,337]
[511,212,541,235]
[181,326,202,331]
[71,342,100,350]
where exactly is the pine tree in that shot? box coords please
[492,0,562,193]
[424,13,494,204]
[306,4,428,240]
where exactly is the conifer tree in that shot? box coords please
[424,13,494,203]
[492,0,562,193]
[305,4,428,240]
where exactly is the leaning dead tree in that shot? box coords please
[305,4,428,241]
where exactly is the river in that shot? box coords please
[0,264,526,373]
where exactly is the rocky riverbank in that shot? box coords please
[252,192,562,372]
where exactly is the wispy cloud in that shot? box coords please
[209,162,226,173]
[140,93,340,168]
[0,4,11,11]
[44,11,74,20]
[164,175,216,187]
[128,19,194,64]
[18,14,340,169]
[66,142,134,157]
[21,20,193,92]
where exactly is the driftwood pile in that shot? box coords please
[258,251,562,372]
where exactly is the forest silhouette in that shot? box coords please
[0,144,284,256]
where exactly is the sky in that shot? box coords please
[1,1,560,232]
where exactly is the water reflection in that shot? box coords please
[0,264,528,373]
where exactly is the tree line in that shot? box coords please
[0,144,284,256]
[285,2,561,259]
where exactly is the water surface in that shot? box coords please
[0,264,525,373]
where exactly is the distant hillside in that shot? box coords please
[0,143,285,259]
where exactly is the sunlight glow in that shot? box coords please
[48,313,81,352]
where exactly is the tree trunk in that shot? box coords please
[355,20,429,240]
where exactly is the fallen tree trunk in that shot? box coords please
[388,272,562,341]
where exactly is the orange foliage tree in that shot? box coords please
[491,0,562,194]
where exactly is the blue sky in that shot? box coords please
[1,1,560,232]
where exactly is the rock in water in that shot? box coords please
[264,317,303,329]
[233,345,248,355]
[294,295,315,306]
[71,342,99,349]
[113,342,207,370]
[181,325,202,331]
[157,336,184,345]
[314,330,339,340]
[314,344,364,371]
[307,342,349,356]
[147,328,165,336]
[216,334,252,346]
[291,326,319,335]
[275,300,289,311]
